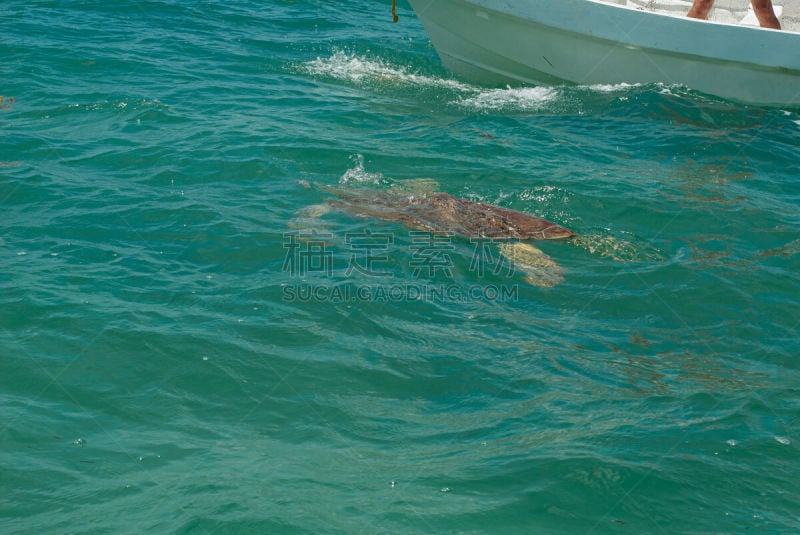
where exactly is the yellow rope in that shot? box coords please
[392,0,398,22]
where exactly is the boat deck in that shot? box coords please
[601,0,800,32]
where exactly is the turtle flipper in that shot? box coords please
[288,203,331,230]
[497,242,564,288]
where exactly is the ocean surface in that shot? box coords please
[2,1,799,533]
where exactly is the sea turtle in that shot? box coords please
[292,178,655,287]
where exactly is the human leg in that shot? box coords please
[687,0,715,19]
[751,0,781,29]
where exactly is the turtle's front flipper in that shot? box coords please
[498,242,564,288]
[288,203,331,230]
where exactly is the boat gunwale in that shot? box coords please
[432,1,800,78]
[453,0,800,71]
[408,0,800,105]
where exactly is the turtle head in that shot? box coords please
[538,224,576,240]
[502,210,576,240]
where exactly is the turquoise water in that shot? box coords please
[2,1,799,532]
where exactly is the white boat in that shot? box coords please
[404,0,800,105]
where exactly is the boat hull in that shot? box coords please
[407,0,800,105]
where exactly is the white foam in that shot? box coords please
[584,82,641,93]
[302,50,472,92]
[458,86,558,111]
[302,52,649,112]
[518,185,566,204]
[339,154,384,185]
